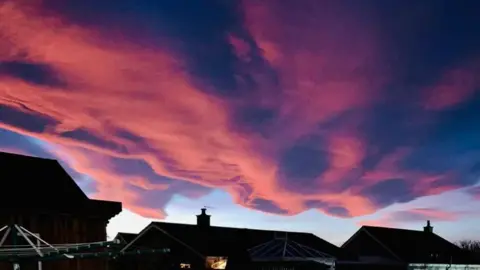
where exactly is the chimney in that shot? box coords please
[423,220,433,233]
[196,207,211,227]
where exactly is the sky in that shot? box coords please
[0,0,480,246]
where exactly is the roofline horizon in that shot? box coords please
[0,150,57,161]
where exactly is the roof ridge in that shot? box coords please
[363,226,453,239]
[0,151,56,161]
[362,225,424,233]
[151,221,313,234]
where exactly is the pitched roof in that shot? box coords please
[348,225,476,264]
[122,221,353,261]
[114,232,137,244]
[0,151,122,218]
[1,151,88,201]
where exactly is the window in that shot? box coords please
[180,263,191,269]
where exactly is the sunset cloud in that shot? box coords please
[0,0,479,219]
[358,208,467,227]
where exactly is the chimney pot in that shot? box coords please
[424,220,433,233]
[196,208,211,227]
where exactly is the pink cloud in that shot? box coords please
[358,207,465,227]
[0,0,479,220]
[241,0,389,135]
[423,64,480,110]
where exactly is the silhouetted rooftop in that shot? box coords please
[344,225,477,264]
[114,232,137,244]
[122,220,355,261]
[0,151,122,218]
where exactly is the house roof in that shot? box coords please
[0,151,122,218]
[114,232,137,244]
[122,221,354,261]
[1,151,87,201]
[344,225,477,264]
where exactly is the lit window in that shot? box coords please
[180,263,191,269]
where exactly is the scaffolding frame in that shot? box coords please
[248,233,336,268]
[0,224,169,270]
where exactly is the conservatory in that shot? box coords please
[408,263,480,270]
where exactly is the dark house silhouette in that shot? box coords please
[341,221,480,269]
[113,232,137,245]
[116,208,352,270]
[0,151,122,270]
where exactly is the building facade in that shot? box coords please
[0,152,122,270]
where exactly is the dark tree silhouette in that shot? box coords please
[457,240,480,253]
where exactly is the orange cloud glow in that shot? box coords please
[1,0,479,220]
